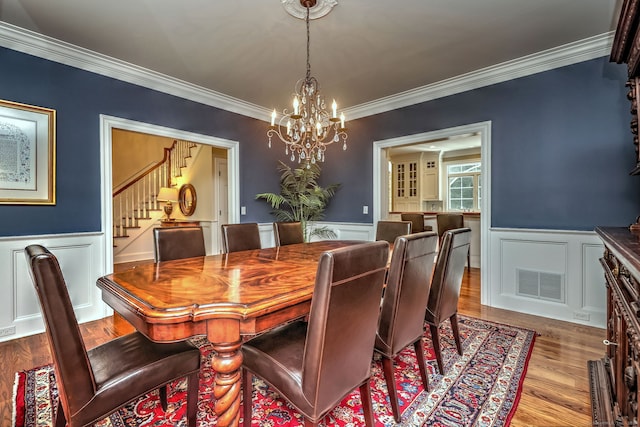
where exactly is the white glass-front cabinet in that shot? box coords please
[391,152,441,212]
[421,154,440,201]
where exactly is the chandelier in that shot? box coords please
[268,0,347,168]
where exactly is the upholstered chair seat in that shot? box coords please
[273,221,304,246]
[153,226,206,261]
[375,220,412,244]
[24,245,201,427]
[375,231,438,422]
[436,213,470,270]
[400,213,433,232]
[425,227,472,374]
[242,241,390,426]
[221,222,261,253]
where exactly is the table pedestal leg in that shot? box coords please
[209,320,242,427]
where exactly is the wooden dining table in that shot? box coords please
[96,240,367,427]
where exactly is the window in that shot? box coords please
[447,162,481,211]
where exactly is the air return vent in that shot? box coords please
[516,268,564,303]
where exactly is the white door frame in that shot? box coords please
[214,157,229,254]
[372,121,491,305]
[99,115,240,273]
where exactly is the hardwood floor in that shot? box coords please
[0,267,603,426]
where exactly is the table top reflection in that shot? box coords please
[97,240,366,341]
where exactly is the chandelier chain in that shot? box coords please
[306,5,311,81]
[267,0,348,168]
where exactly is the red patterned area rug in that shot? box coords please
[13,315,535,426]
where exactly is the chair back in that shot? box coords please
[302,241,389,412]
[221,223,261,253]
[400,213,426,233]
[24,245,96,419]
[377,231,438,355]
[436,213,464,239]
[426,228,471,323]
[153,226,206,261]
[375,220,411,243]
[273,221,304,246]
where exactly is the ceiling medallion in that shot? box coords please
[281,0,338,20]
[268,0,347,168]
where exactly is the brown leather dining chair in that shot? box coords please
[153,226,206,261]
[221,222,261,253]
[436,213,470,270]
[273,221,304,246]
[24,245,201,427]
[375,220,412,244]
[400,213,433,233]
[375,231,438,422]
[425,227,472,374]
[241,241,390,427]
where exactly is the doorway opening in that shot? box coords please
[100,115,240,271]
[372,121,491,305]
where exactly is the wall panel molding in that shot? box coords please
[0,232,107,342]
[488,228,605,328]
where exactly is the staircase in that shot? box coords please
[112,140,197,256]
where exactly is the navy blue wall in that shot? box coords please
[0,46,283,236]
[0,46,636,236]
[323,56,638,230]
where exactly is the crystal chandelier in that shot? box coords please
[268,0,347,168]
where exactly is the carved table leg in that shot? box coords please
[208,319,243,427]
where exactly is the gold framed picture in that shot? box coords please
[0,99,56,205]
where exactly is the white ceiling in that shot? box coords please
[0,0,622,117]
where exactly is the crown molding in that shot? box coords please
[0,22,266,120]
[344,32,615,120]
[0,22,615,123]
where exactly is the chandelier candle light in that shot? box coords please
[268,0,347,168]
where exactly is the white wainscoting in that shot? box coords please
[258,222,375,248]
[114,220,217,263]
[0,224,606,343]
[487,228,606,328]
[0,232,108,343]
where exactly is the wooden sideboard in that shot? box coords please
[591,227,640,426]
[160,219,200,227]
[611,0,640,176]
[591,5,640,422]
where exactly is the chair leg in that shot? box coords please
[381,356,401,422]
[450,314,463,355]
[413,339,429,392]
[467,247,471,271]
[55,399,66,427]
[186,371,199,427]
[429,323,444,374]
[242,369,253,427]
[159,383,168,412]
[359,380,375,427]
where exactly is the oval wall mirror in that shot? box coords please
[178,184,197,216]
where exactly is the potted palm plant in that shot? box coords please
[256,161,340,242]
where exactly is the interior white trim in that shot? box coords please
[372,121,492,305]
[345,33,614,119]
[100,115,240,272]
[0,22,265,120]
[0,22,612,122]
